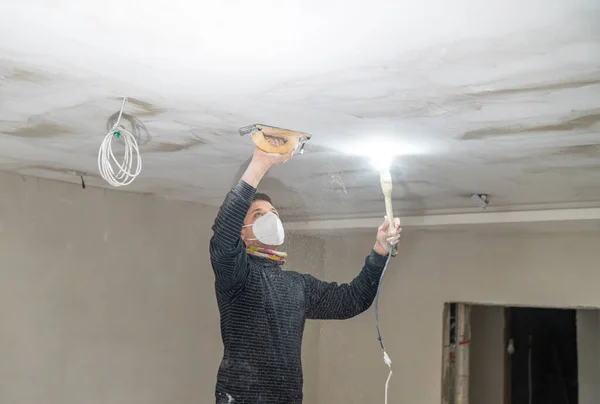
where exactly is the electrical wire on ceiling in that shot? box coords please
[98,97,142,187]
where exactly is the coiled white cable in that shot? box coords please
[98,97,142,187]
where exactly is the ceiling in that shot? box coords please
[1,0,599,221]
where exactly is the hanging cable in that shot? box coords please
[98,97,142,187]
[375,247,393,404]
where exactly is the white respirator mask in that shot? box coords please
[243,211,285,246]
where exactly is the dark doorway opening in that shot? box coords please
[507,307,578,404]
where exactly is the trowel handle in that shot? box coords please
[240,124,312,155]
[251,130,299,154]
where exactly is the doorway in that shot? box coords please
[441,304,597,404]
[507,307,578,404]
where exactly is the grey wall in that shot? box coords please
[0,172,323,404]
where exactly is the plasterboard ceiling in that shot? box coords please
[1,0,599,221]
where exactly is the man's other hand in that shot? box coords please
[374,217,401,256]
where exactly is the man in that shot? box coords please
[210,142,401,404]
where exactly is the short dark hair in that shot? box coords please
[253,193,272,204]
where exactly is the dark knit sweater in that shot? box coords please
[210,180,388,404]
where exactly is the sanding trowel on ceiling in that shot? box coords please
[239,124,313,155]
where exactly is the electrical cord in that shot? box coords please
[375,247,394,404]
[98,97,142,187]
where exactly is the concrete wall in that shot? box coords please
[0,172,322,404]
[314,227,600,404]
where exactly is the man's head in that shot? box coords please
[241,193,284,249]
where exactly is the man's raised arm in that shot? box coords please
[210,146,294,293]
[209,179,257,293]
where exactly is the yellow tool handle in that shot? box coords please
[246,124,312,155]
[251,130,299,154]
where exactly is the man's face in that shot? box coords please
[241,199,280,248]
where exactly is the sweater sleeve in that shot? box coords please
[303,250,389,320]
[209,180,256,293]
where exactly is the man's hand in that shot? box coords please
[241,137,294,188]
[252,143,294,168]
[374,217,401,256]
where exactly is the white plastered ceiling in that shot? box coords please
[0,0,599,221]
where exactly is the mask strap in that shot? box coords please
[243,223,255,240]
